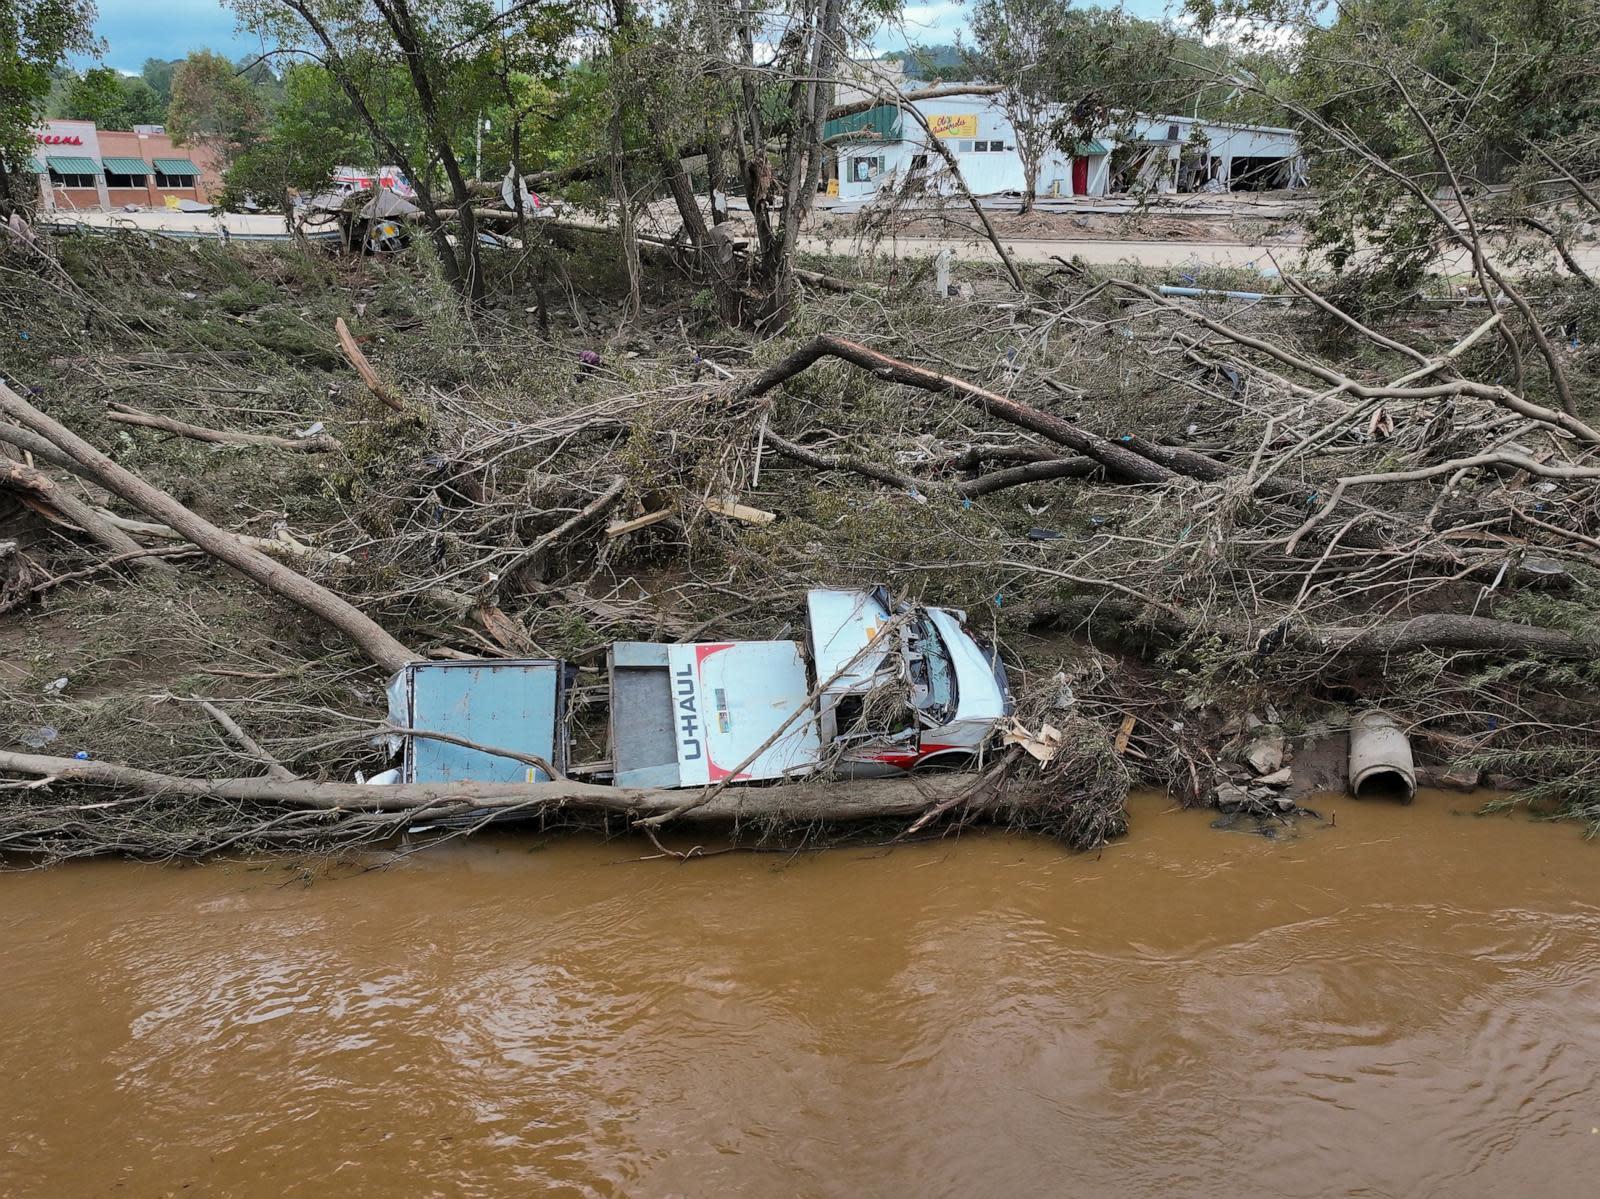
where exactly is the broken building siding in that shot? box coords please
[832,93,1299,202]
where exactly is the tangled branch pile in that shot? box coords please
[1,219,1597,864]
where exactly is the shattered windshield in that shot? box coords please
[906,615,957,722]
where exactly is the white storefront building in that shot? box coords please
[828,92,1302,203]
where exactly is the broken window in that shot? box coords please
[848,156,882,183]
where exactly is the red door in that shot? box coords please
[1072,156,1090,195]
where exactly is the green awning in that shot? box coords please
[823,104,902,144]
[1071,140,1109,156]
[46,155,100,174]
[152,157,200,174]
[29,157,46,174]
[102,156,151,175]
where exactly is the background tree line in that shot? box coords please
[6,0,1600,323]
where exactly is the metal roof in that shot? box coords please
[153,157,200,174]
[45,156,100,175]
[102,156,151,175]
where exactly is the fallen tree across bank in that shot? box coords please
[0,748,974,820]
[0,745,1133,862]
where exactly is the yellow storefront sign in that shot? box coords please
[927,113,978,139]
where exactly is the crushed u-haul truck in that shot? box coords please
[373,588,1010,791]
[606,588,1011,788]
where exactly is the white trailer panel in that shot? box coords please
[666,641,822,785]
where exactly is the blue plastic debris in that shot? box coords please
[73,750,90,760]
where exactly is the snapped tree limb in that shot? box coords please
[0,380,418,673]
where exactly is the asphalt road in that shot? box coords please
[42,207,1600,279]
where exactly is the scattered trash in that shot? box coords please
[1026,526,1065,540]
[73,750,90,760]
[1004,718,1064,764]
[42,677,68,695]
[21,727,58,749]
[294,421,326,438]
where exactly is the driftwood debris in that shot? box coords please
[107,403,342,452]
[0,380,417,673]
[0,748,979,823]
[334,317,409,414]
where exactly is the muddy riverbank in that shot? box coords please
[2,791,1596,1197]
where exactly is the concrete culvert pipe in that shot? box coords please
[1348,711,1417,801]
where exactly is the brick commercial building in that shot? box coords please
[30,119,221,211]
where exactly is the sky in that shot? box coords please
[77,0,265,70]
[80,0,1176,72]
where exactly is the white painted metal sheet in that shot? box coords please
[666,642,822,785]
[807,588,893,694]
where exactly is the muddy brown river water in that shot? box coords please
[2,792,1597,1198]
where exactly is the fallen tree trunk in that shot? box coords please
[959,457,1098,496]
[0,421,78,472]
[0,380,418,673]
[734,339,1428,540]
[1306,613,1600,658]
[107,404,341,452]
[0,748,977,823]
[0,456,151,561]
[739,336,1175,485]
[1037,593,1600,661]
[97,511,354,568]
